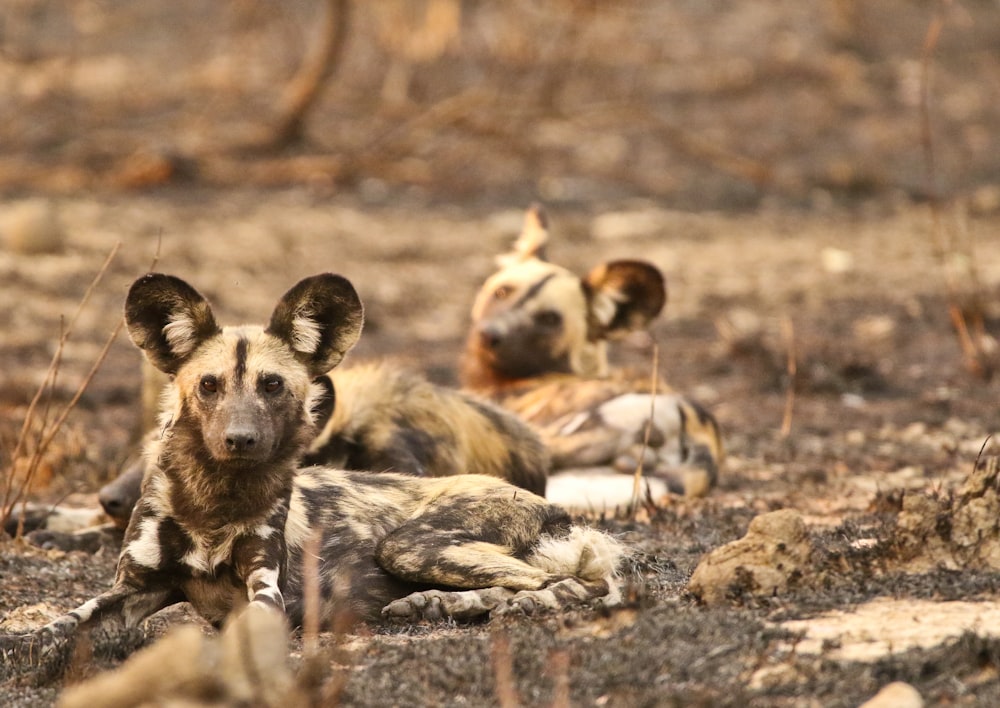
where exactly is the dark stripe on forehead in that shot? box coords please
[513,273,557,309]
[234,336,248,385]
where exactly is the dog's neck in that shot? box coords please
[146,420,305,534]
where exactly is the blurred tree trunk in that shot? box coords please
[271,0,350,148]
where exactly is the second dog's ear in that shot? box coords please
[584,260,666,338]
[124,273,221,375]
[267,274,364,378]
[497,203,550,267]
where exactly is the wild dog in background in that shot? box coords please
[462,205,724,509]
[305,361,547,495]
[1,272,622,674]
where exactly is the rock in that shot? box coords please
[895,456,1000,572]
[687,509,812,606]
[858,681,923,708]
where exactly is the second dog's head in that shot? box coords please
[462,205,666,390]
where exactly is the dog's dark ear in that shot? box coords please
[584,260,666,338]
[267,274,364,378]
[309,374,336,430]
[125,273,221,375]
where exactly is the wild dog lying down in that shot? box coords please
[19,359,548,553]
[305,361,548,494]
[462,205,724,508]
[3,272,622,663]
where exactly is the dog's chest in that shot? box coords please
[125,512,281,586]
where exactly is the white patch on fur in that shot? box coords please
[284,490,313,550]
[254,524,277,540]
[545,469,669,511]
[290,308,322,355]
[528,526,624,581]
[246,567,281,602]
[30,505,105,534]
[125,517,163,569]
[182,527,243,574]
[596,393,684,436]
[163,312,200,358]
[67,596,102,624]
[589,291,619,329]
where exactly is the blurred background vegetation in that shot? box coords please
[1,0,999,211]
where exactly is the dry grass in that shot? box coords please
[0,244,123,536]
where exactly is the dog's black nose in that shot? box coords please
[478,323,503,350]
[99,491,129,519]
[225,429,258,453]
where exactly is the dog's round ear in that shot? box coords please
[124,273,221,375]
[584,260,666,338]
[266,274,364,378]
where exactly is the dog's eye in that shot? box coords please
[534,310,563,328]
[494,285,512,300]
[200,376,218,394]
[262,377,283,395]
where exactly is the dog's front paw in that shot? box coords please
[383,587,515,622]
[382,590,447,621]
[491,588,559,618]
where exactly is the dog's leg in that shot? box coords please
[0,582,177,684]
[231,505,291,615]
[375,502,559,591]
[375,490,597,621]
[376,519,554,621]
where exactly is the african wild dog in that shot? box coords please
[20,360,548,554]
[462,204,724,508]
[2,272,622,662]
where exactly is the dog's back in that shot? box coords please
[305,361,548,495]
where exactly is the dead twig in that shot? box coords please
[491,631,521,708]
[0,243,122,535]
[270,0,351,149]
[11,312,125,532]
[780,316,796,438]
[548,649,571,708]
[301,531,322,658]
[629,344,659,519]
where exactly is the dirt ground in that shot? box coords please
[2,2,1000,707]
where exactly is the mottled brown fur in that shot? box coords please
[305,361,547,495]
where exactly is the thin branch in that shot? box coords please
[301,530,322,658]
[780,316,797,439]
[492,631,520,708]
[270,0,351,148]
[548,649,570,708]
[12,308,125,529]
[630,344,659,518]
[1,243,121,531]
